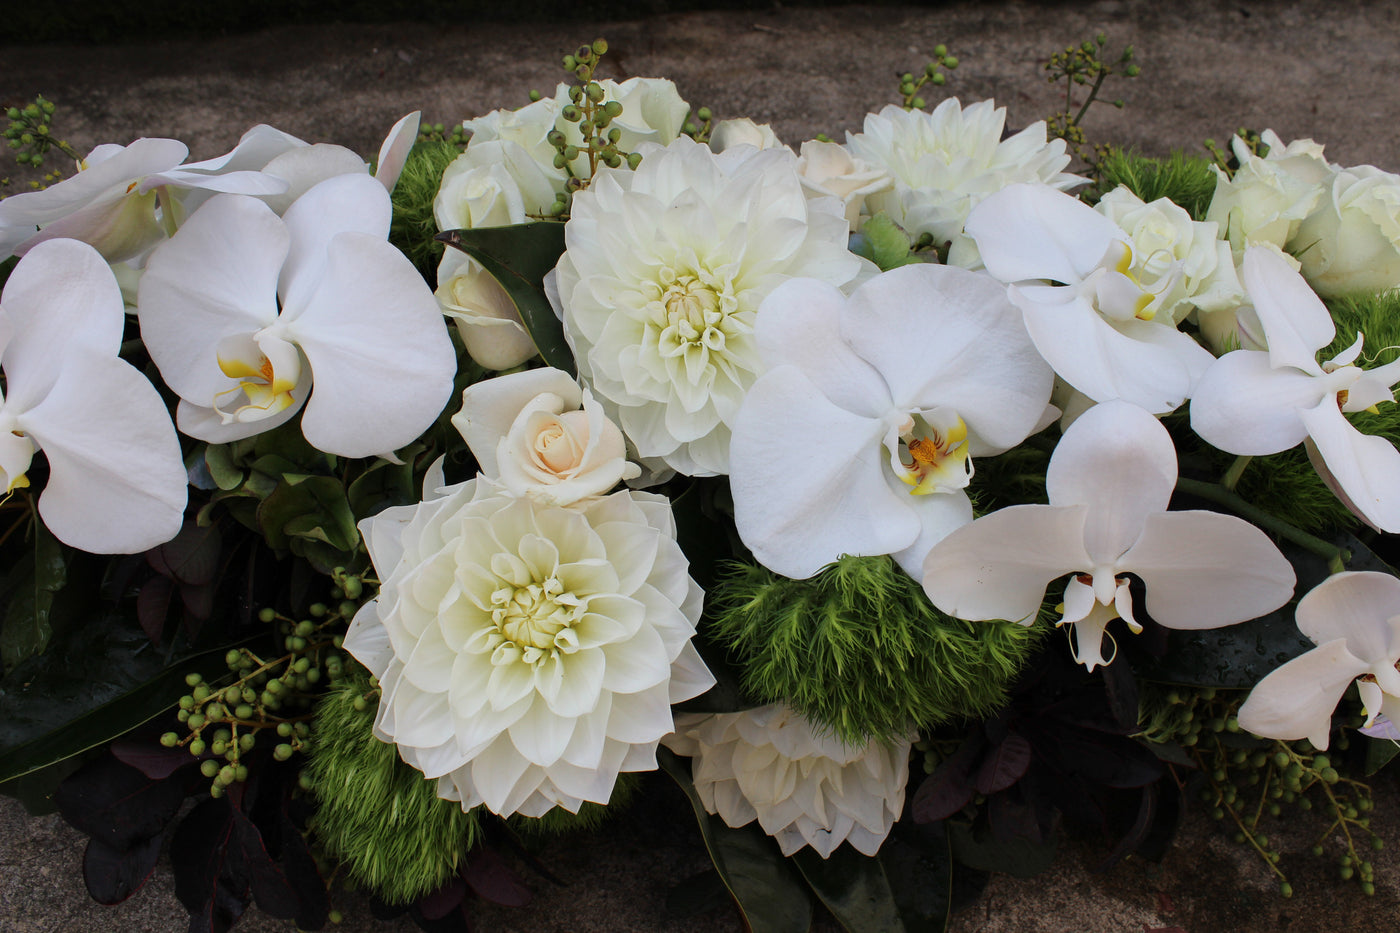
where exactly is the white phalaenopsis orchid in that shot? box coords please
[1238,571,1400,750]
[1191,247,1400,532]
[0,239,186,553]
[138,172,456,458]
[453,367,641,506]
[967,184,1216,415]
[922,400,1295,670]
[729,263,1054,579]
[0,137,287,263]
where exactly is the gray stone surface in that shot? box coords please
[4,1,1400,930]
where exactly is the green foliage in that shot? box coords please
[509,771,639,838]
[709,555,1043,744]
[1097,149,1219,220]
[848,213,927,271]
[896,44,958,111]
[1044,33,1139,170]
[306,672,480,905]
[389,138,461,278]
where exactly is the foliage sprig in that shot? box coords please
[1045,33,1139,171]
[898,44,958,110]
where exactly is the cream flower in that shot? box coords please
[453,367,641,505]
[1293,164,1400,297]
[795,140,892,232]
[344,479,714,817]
[708,118,783,153]
[665,704,912,858]
[845,99,1080,266]
[550,136,861,476]
[1206,130,1333,260]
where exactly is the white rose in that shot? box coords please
[554,77,690,174]
[1096,186,1242,327]
[433,140,563,232]
[1206,130,1334,258]
[795,140,892,232]
[453,367,641,505]
[1292,164,1400,297]
[708,118,783,153]
[463,95,563,177]
[435,251,538,371]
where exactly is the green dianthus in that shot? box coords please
[708,555,1044,745]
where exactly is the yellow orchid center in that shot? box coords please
[896,414,971,495]
[214,336,302,425]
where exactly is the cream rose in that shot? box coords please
[708,118,783,152]
[795,140,892,232]
[453,367,640,505]
[435,252,538,371]
[1293,164,1400,297]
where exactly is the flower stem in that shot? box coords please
[1221,455,1252,492]
[1174,477,1347,564]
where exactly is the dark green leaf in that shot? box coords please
[203,443,245,491]
[1363,733,1400,775]
[792,845,907,933]
[947,817,1057,877]
[439,223,574,374]
[258,476,359,555]
[880,825,952,932]
[1,523,68,670]
[657,747,813,933]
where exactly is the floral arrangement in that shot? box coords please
[1,33,1398,932]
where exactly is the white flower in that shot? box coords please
[1292,164,1400,297]
[344,479,714,817]
[555,77,690,163]
[453,367,640,506]
[0,138,286,262]
[665,704,912,858]
[1206,130,1333,260]
[1095,186,1243,328]
[1191,247,1400,531]
[462,95,565,175]
[435,253,539,370]
[1239,571,1400,750]
[795,140,892,232]
[923,400,1296,670]
[0,239,186,553]
[708,118,783,153]
[967,184,1216,414]
[730,264,1053,579]
[550,136,861,476]
[137,172,456,458]
[845,99,1080,266]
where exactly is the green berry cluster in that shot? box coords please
[3,96,80,194]
[1203,127,1266,178]
[415,121,468,149]
[898,44,959,110]
[1044,34,1139,169]
[682,105,714,144]
[160,583,365,797]
[536,39,642,220]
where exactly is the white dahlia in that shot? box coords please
[665,704,913,858]
[344,479,714,817]
[550,136,862,475]
[846,99,1080,266]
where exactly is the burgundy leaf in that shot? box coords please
[975,733,1032,796]
[419,878,467,920]
[110,739,198,781]
[460,846,531,907]
[55,754,187,850]
[280,809,329,931]
[171,797,250,933]
[180,581,217,620]
[911,738,981,824]
[83,834,162,904]
[148,520,222,586]
[135,575,173,645]
[230,810,300,920]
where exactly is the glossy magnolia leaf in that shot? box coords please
[0,612,259,784]
[947,816,1057,878]
[1131,533,1392,688]
[658,747,814,933]
[0,522,68,671]
[791,845,908,933]
[438,223,574,375]
[1363,733,1400,775]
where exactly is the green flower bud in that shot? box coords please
[1125,64,1140,77]
[258,607,276,623]
[189,739,206,756]
[5,108,18,120]
[604,100,623,119]
[1279,882,1292,898]
[306,668,321,684]
[586,82,604,103]
[626,152,643,170]
[341,577,362,600]
[200,759,219,778]
[912,97,926,109]
[943,56,958,69]
[35,125,47,136]
[187,713,206,730]
[205,703,225,721]
[352,696,368,712]
[309,603,327,618]
[331,634,344,648]
[211,740,227,756]
[576,46,593,63]
[591,38,608,55]
[562,55,577,70]
[563,145,580,161]
[185,673,203,687]
[218,764,236,784]
[234,764,249,782]
[209,783,225,799]
[239,733,256,752]
[552,153,568,169]
[234,704,254,720]
[562,105,581,123]
[274,743,294,761]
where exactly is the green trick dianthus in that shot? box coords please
[304,672,479,905]
[708,555,1044,745]
[1098,149,1218,220]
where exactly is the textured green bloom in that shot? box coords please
[708,555,1044,744]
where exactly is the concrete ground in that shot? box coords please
[4,1,1400,930]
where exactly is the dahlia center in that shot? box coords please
[651,272,737,356]
[490,576,583,661]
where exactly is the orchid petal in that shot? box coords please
[375,112,421,192]
[13,192,165,264]
[1298,397,1400,532]
[286,232,455,458]
[455,368,582,477]
[182,124,308,174]
[966,183,1121,286]
[279,173,392,315]
[731,365,916,579]
[1242,246,1332,376]
[1190,350,1327,454]
[260,144,370,215]
[19,353,186,553]
[1294,571,1400,663]
[138,194,288,404]
[752,277,889,419]
[921,503,1090,622]
[887,487,975,580]
[1012,287,1211,413]
[840,263,1053,450]
[1123,510,1296,628]
[1237,639,1367,749]
[1046,400,1176,564]
[1060,577,1115,671]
